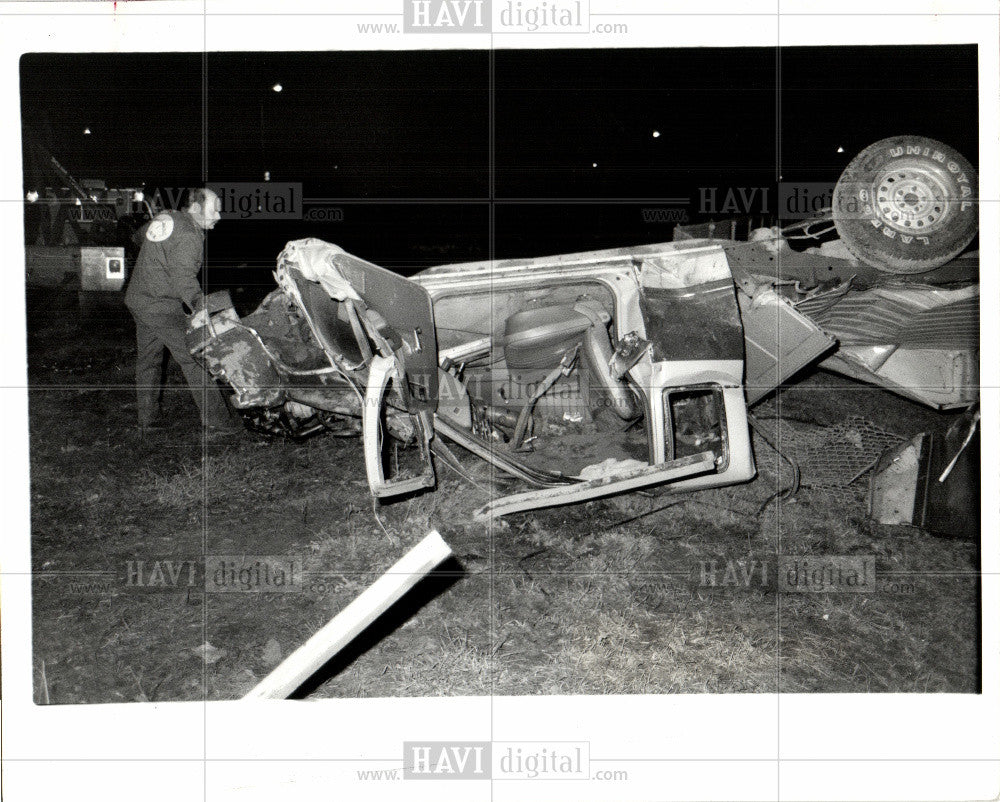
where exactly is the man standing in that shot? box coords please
[125,187,234,435]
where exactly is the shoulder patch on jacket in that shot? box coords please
[145,214,175,242]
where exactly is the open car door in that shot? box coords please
[275,239,440,497]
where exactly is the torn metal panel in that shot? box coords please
[868,412,979,537]
[805,284,979,348]
[277,239,439,411]
[675,224,979,289]
[638,281,744,362]
[869,434,929,526]
[474,451,717,520]
[197,328,284,409]
[331,251,439,410]
[738,289,837,405]
[363,355,436,498]
[821,347,978,409]
[275,238,360,302]
[188,293,285,409]
[636,244,733,289]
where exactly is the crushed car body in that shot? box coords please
[188,135,979,518]
[187,234,978,518]
[675,223,980,410]
[189,238,766,518]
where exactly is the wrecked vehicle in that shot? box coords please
[189,237,758,519]
[188,136,979,519]
[678,134,979,411]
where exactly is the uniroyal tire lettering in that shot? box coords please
[834,136,977,273]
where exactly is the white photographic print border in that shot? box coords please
[1,1,997,800]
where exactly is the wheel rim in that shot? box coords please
[871,159,953,235]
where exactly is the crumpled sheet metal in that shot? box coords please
[198,321,284,409]
[790,279,855,318]
[276,238,362,302]
[806,284,978,348]
[824,345,978,410]
[739,289,836,405]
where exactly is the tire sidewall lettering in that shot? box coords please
[833,136,977,273]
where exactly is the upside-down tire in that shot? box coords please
[832,135,978,274]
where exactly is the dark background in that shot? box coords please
[21,45,978,292]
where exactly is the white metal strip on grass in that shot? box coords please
[244,530,453,700]
[474,451,717,520]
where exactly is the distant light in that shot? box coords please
[133,191,144,202]
[272,83,283,93]
[264,171,271,181]
[592,162,598,168]
[652,130,660,138]
[74,197,82,206]
[26,191,39,203]
[836,146,845,153]
[83,127,91,135]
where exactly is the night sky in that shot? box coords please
[21,45,978,289]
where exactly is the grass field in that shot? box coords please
[27,302,980,703]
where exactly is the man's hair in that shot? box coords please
[182,187,215,210]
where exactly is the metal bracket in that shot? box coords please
[363,355,436,498]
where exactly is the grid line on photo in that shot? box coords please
[200,6,209,791]
[488,29,497,751]
[775,16,783,792]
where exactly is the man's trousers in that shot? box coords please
[131,308,231,428]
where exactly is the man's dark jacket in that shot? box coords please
[124,209,204,315]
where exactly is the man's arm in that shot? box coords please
[165,230,205,310]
